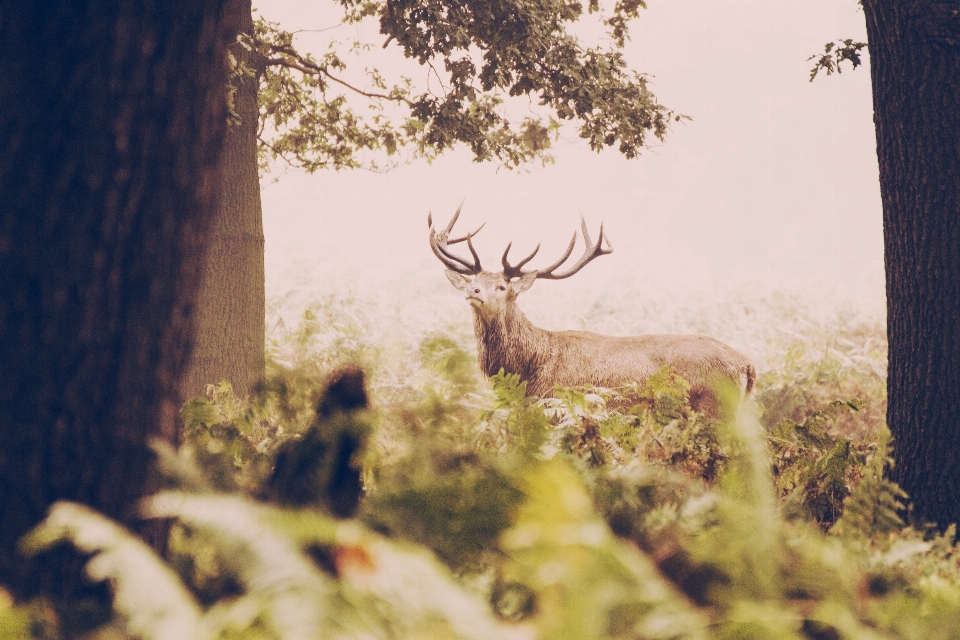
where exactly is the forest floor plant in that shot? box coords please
[8,284,947,640]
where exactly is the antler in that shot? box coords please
[501,215,613,280]
[428,201,485,274]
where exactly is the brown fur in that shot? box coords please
[446,270,755,415]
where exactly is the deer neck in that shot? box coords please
[472,301,547,381]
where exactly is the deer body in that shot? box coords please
[430,206,756,415]
[479,316,754,400]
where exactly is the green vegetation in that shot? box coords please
[10,283,949,640]
[250,0,684,173]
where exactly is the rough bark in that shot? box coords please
[863,0,960,528]
[0,1,228,597]
[179,0,265,404]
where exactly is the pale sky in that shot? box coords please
[259,0,882,309]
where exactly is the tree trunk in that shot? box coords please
[0,0,228,598]
[179,0,266,404]
[863,0,960,528]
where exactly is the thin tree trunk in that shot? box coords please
[863,0,960,528]
[0,1,228,597]
[179,0,265,404]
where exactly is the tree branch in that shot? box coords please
[261,44,410,104]
[807,39,868,82]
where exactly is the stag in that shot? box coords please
[429,204,756,416]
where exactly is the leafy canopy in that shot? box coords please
[247,0,683,172]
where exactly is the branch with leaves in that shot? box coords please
[807,39,868,82]
[249,0,684,173]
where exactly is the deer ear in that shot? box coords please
[513,271,538,293]
[445,270,472,291]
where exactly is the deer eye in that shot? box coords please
[497,285,506,291]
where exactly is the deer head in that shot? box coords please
[429,202,614,318]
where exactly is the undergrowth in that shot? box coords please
[10,290,947,640]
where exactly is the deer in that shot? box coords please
[428,204,756,417]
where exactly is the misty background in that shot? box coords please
[258,0,883,343]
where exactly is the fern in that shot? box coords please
[30,287,960,640]
[24,494,512,640]
[146,492,350,639]
[363,441,525,569]
[148,492,512,640]
[499,458,710,640]
[769,401,871,528]
[695,409,783,604]
[476,370,552,457]
[832,472,907,541]
[20,503,202,640]
[830,425,907,541]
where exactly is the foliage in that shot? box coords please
[540,371,736,483]
[475,370,553,457]
[807,39,868,81]
[21,503,203,640]
[830,425,907,542]
[768,402,872,528]
[250,0,684,173]
[755,323,887,440]
[0,592,38,640]
[19,285,960,640]
[23,495,509,640]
